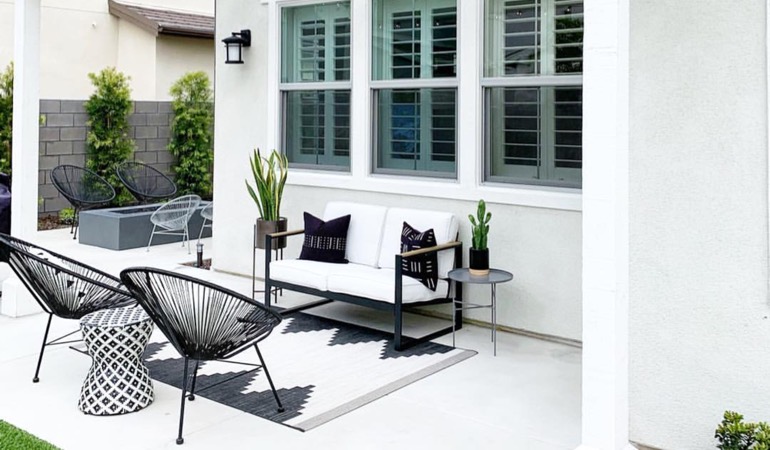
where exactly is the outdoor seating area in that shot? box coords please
[0,228,580,449]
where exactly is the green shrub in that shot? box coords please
[717,411,770,450]
[0,61,13,175]
[168,71,213,198]
[84,67,134,205]
[58,207,75,225]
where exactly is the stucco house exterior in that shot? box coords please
[0,0,214,100]
[8,0,770,449]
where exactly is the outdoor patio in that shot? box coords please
[0,228,580,450]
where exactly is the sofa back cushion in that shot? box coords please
[377,207,458,278]
[323,202,388,267]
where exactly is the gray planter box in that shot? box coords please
[78,202,212,250]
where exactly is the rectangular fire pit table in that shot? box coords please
[78,201,212,250]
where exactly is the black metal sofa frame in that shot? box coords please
[264,229,463,351]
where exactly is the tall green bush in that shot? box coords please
[168,71,213,198]
[717,411,770,450]
[84,67,134,205]
[0,62,13,175]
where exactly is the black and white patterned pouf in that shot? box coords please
[78,306,155,415]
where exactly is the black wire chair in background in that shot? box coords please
[0,234,135,383]
[116,161,177,204]
[119,267,284,445]
[51,165,116,239]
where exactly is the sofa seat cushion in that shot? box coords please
[326,266,449,304]
[270,260,335,291]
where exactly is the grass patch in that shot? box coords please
[0,420,60,450]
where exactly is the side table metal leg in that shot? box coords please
[492,283,497,357]
[451,280,456,347]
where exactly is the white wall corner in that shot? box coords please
[0,275,42,317]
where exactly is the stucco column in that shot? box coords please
[11,0,40,238]
[578,0,631,449]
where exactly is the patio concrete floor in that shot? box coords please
[0,229,581,450]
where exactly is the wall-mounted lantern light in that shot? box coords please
[222,29,251,64]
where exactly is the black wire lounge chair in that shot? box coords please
[116,161,177,204]
[120,267,284,445]
[50,165,116,239]
[0,234,135,383]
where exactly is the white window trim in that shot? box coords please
[265,0,581,212]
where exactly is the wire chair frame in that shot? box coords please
[0,234,134,383]
[51,165,116,240]
[148,195,201,254]
[197,202,213,244]
[116,161,177,204]
[120,267,284,445]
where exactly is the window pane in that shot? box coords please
[374,88,456,176]
[281,2,351,83]
[484,0,583,77]
[284,90,351,170]
[372,0,457,80]
[486,86,581,186]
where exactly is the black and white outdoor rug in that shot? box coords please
[142,312,475,431]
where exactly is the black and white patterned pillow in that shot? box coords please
[401,222,438,291]
[299,212,351,264]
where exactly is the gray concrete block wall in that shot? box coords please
[38,99,177,216]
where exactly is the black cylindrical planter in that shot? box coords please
[256,218,288,249]
[469,248,490,276]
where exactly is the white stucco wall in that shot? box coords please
[117,19,156,101]
[0,0,213,100]
[155,35,214,101]
[628,2,770,449]
[213,0,582,341]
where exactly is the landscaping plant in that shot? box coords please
[716,411,770,450]
[0,61,13,175]
[245,149,288,221]
[468,199,491,250]
[84,67,134,205]
[0,420,60,450]
[169,71,213,198]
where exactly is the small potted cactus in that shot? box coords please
[468,199,491,276]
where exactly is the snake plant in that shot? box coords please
[245,149,288,221]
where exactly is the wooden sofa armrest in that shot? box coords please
[268,228,305,238]
[399,240,462,258]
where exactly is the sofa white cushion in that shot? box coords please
[377,208,459,278]
[324,202,387,267]
[326,266,450,304]
[269,260,339,291]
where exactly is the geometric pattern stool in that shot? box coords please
[78,306,155,415]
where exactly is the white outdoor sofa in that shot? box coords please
[264,201,463,351]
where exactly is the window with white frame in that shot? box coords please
[483,0,583,187]
[371,0,458,177]
[281,2,351,170]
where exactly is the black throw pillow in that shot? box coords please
[299,212,351,264]
[401,222,438,291]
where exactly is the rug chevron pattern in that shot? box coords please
[143,312,475,431]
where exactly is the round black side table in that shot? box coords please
[448,268,513,356]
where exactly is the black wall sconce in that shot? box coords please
[222,29,251,64]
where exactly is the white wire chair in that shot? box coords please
[147,195,201,254]
[197,202,213,243]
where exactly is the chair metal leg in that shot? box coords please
[147,224,156,252]
[72,208,80,240]
[177,357,191,445]
[185,224,191,254]
[33,314,53,383]
[197,218,208,244]
[188,360,200,401]
[254,344,284,413]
